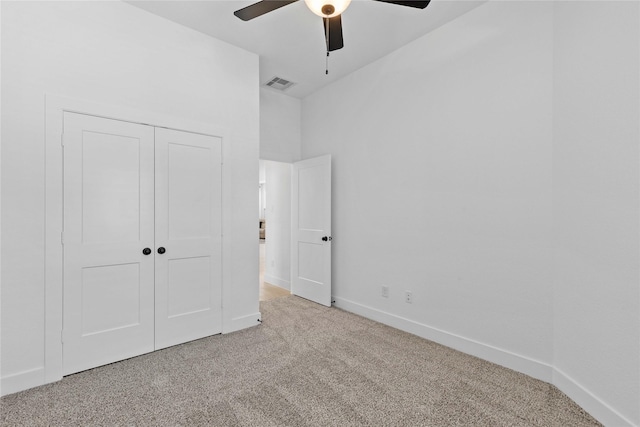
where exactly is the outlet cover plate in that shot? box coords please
[405,291,413,304]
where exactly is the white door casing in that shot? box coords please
[154,127,223,350]
[291,155,332,307]
[62,113,155,375]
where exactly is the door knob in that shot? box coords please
[322,236,332,242]
[157,247,166,254]
[142,248,151,255]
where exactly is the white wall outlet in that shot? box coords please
[271,260,275,267]
[381,285,389,298]
[405,291,413,304]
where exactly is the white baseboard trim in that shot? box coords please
[223,312,262,334]
[333,296,638,427]
[553,368,637,427]
[1,367,45,397]
[263,274,290,290]
[332,296,553,383]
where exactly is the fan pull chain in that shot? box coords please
[325,17,330,75]
[326,52,329,75]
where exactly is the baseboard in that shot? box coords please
[223,312,262,334]
[1,367,45,397]
[332,296,639,426]
[332,296,553,383]
[263,274,290,290]
[553,368,637,427]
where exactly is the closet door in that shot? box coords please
[154,128,222,350]
[62,113,155,375]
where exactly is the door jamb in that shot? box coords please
[44,95,229,384]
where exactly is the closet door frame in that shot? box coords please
[44,95,230,385]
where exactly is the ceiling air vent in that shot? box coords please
[265,76,295,91]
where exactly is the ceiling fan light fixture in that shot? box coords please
[304,0,351,17]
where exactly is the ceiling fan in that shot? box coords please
[234,0,431,52]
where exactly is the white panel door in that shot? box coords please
[291,155,332,306]
[154,127,222,350]
[63,113,155,375]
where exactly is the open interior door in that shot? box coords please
[291,155,332,307]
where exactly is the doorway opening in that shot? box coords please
[259,160,292,302]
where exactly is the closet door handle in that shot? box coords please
[142,248,151,255]
[157,247,166,255]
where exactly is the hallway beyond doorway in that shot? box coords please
[259,241,290,302]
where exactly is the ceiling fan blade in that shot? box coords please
[323,15,344,52]
[234,0,299,21]
[372,0,430,9]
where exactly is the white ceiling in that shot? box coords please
[128,0,484,99]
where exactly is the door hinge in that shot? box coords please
[61,330,64,344]
[61,133,64,146]
[61,231,64,245]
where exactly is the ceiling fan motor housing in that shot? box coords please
[304,0,351,18]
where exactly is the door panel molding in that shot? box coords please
[291,155,332,307]
[62,113,156,375]
[44,95,229,385]
[154,126,222,350]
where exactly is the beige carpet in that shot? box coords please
[1,296,600,426]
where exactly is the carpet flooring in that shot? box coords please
[1,296,601,426]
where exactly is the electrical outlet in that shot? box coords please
[405,291,413,304]
[381,285,389,298]
[271,260,275,267]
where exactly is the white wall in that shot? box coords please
[552,2,640,426]
[0,3,3,393]
[302,1,640,425]
[259,88,298,289]
[303,0,554,373]
[1,1,259,394]
[264,160,292,290]
[259,160,267,183]
[260,88,301,163]
[259,161,266,219]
